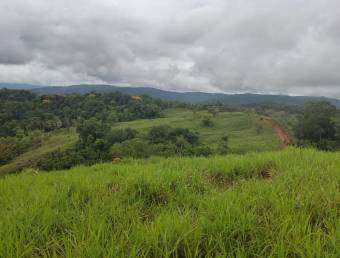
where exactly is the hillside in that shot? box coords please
[112,109,282,153]
[0,129,78,175]
[0,148,339,257]
[31,84,340,106]
[0,108,286,175]
[0,82,44,90]
[2,83,339,106]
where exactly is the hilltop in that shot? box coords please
[0,148,339,257]
[2,82,340,106]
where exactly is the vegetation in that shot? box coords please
[0,89,179,172]
[3,89,340,175]
[0,148,339,257]
[1,98,283,174]
[1,89,340,257]
[201,117,214,127]
[0,129,78,175]
[295,101,340,150]
[0,88,171,137]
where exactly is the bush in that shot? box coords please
[147,126,199,145]
[35,149,80,171]
[217,136,229,154]
[201,117,214,127]
[0,133,43,165]
[147,125,171,144]
[111,139,153,158]
[194,146,213,156]
[108,128,137,144]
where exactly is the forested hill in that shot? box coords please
[0,89,173,138]
[1,83,340,106]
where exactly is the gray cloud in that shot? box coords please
[0,0,340,97]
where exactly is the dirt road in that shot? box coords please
[262,117,291,147]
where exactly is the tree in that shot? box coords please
[76,118,112,163]
[208,107,219,117]
[108,128,137,144]
[295,101,338,150]
[174,136,192,156]
[217,135,229,154]
[201,117,214,127]
[111,139,152,158]
[147,125,171,144]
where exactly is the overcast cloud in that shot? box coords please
[0,0,340,97]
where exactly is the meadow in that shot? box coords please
[113,109,282,153]
[0,147,339,257]
[0,109,282,175]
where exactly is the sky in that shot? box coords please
[0,0,340,97]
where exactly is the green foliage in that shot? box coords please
[75,119,140,164]
[201,117,214,127]
[111,139,152,158]
[0,89,170,138]
[0,132,43,165]
[111,126,201,159]
[147,125,172,144]
[207,106,219,117]
[1,107,285,174]
[193,146,213,156]
[173,135,193,156]
[75,119,113,164]
[0,129,78,175]
[217,135,229,154]
[295,101,339,150]
[108,128,138,144]
[1,148,339,257]
[147,125,199,145]
[35,149,80,171]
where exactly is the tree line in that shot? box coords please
[0,89,185,166]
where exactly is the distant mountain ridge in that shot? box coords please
[1,82,340,107]
[0,82,44,90]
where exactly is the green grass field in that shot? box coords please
[113,109,281,153]
[0,147,339,257]
[0,109,282,175]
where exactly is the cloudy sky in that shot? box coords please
[0,0,340,96]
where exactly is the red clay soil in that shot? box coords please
[273,125,291,147]
[261,116,291,147]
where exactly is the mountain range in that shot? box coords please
[1,82,340,107]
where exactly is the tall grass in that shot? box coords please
[0,147,339,257]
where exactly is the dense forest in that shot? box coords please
[0,89,178,136]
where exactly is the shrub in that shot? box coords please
[35,149,80,171]
[217,135,229,154]
[111,139,153,158]
[194,146,213,156]
[201,117,214,127]
[147,126,199,145]
[147,125,171,144]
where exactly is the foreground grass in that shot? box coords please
[0,148,339,257]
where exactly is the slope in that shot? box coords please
[0,148,339,257]
[29,84,340,106]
